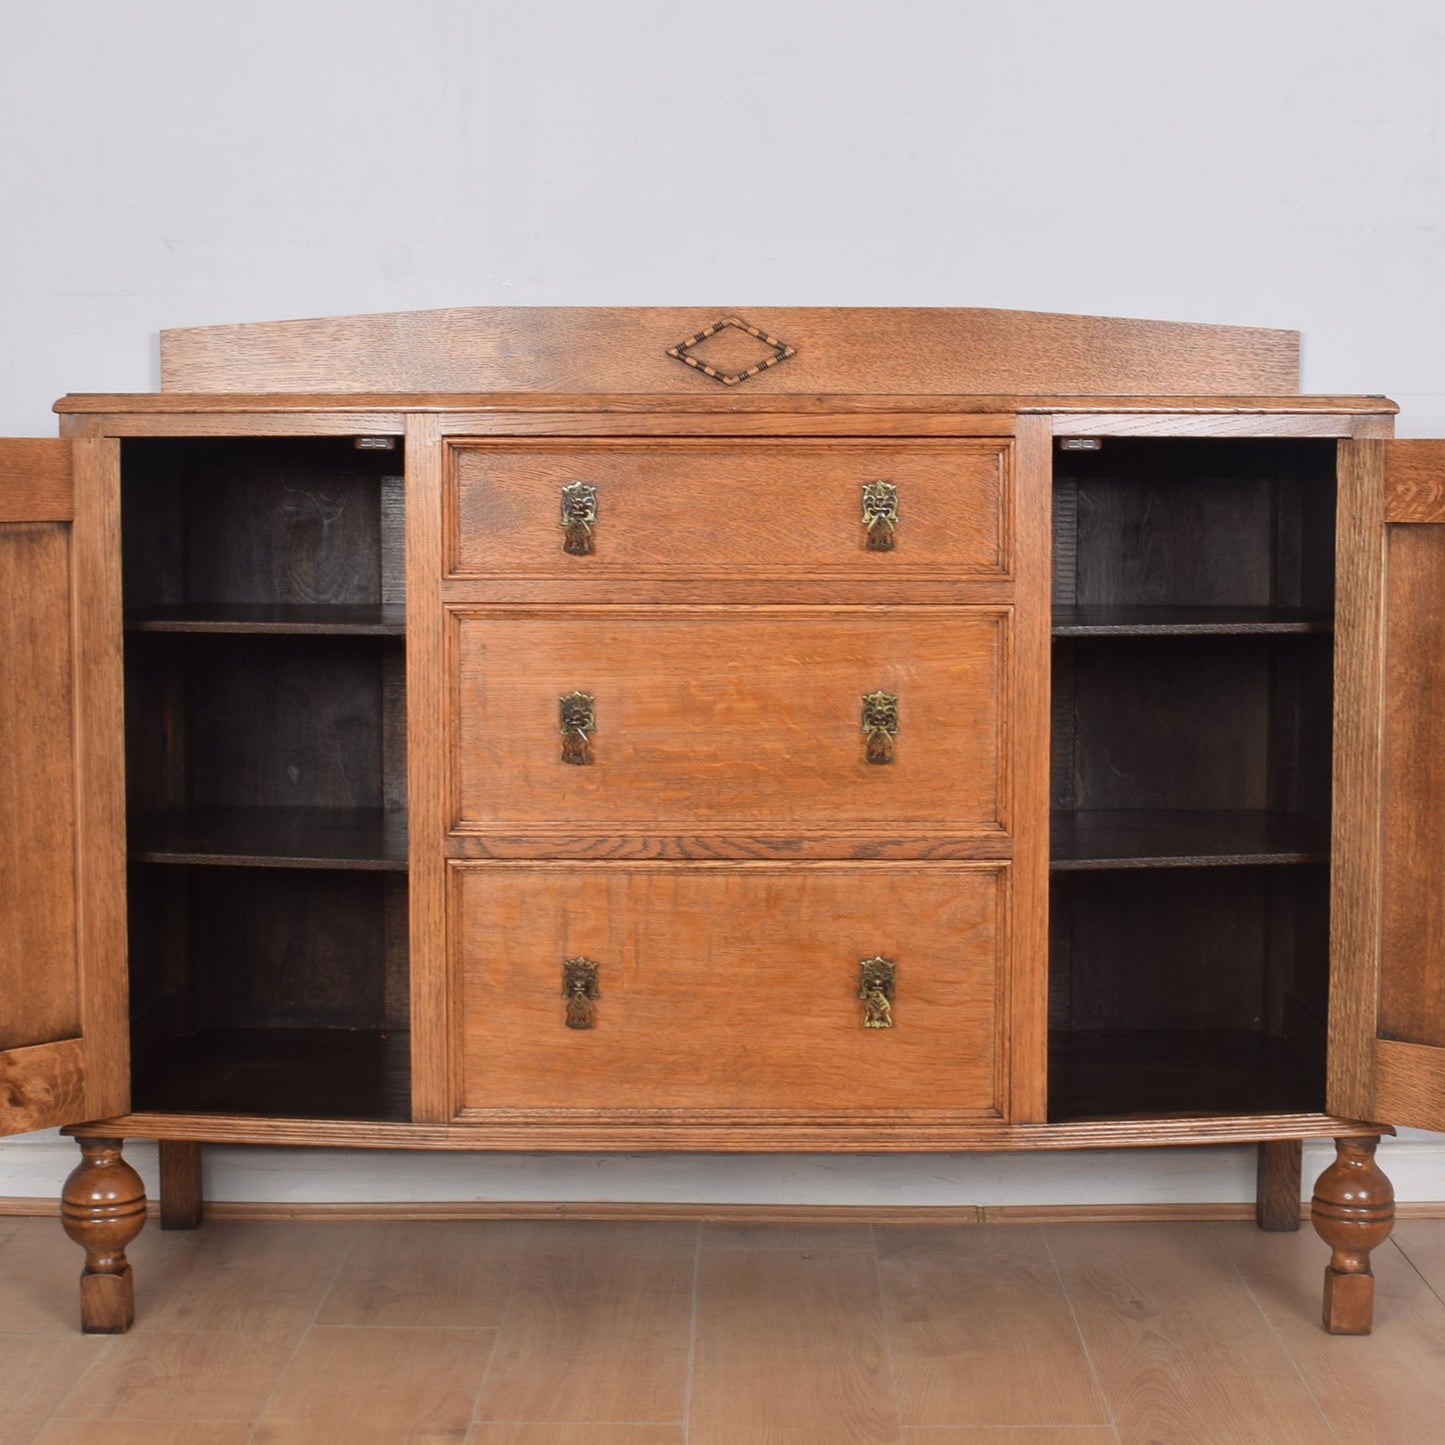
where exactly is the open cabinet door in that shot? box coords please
[0,438,128,1134]
[1333,439,1445,1132]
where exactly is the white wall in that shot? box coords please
[3,0,1443,1208]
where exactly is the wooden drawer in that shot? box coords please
[446,439,1010,583]
[453,862,1005,1118]
[450,606,1006,844]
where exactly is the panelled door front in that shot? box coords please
[0,439,128,1135]
[1334,439,1445,1131]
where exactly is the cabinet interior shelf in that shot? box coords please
[124,603,406,636]
[1048,1028,1322,1121]
[132,1027,411,1121]
[1050,810,1328,871]
[1051,605,1332,637]
[129,808,408,871]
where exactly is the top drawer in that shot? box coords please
[446,439,1010,583]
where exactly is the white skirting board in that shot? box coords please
[2,1131,1443,1209]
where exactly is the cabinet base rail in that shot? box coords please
[58,1128,1395,1335]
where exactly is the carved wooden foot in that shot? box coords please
[1310,1135,1395,1335]
[1256,1139,1303,1232]
[159,1140,204,1230]
[60,1138,147,1334]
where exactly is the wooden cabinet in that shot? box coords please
[0,306,1438,1336]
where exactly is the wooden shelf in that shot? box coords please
[125,603,405,636]
[132,1028,411,1122]
[1051,605,1332,636]
[129,808,408,871]
[1047,1029,1322,1121]
[1050,810,1328,871]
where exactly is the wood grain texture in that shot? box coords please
[406,413,450,1123]
[447,438,1008,582]
[0,1040,86,1137]
[875,1225,1108,1429]
[71,438,130,1119]
[65,1110,1384,1152]
[474,1222,695,1424]
[1221,1219,1445,1445]
[33,1424,253,1445]
[253,1325,496,1443]
[0,522,80,1053]
[133,1219,354,1338]
[1050,1223,1336,1443]
[451,606,1005,837]
[1374,1038,1445,1132]
[897,1431,1118,1443]
[1256,1138,1304,1231]
[54,1329,307,1424]
[158,1139,203,1230]
[60,407,409,437]
[467,1429,682,1445]
[1376,516,1445,1123]
[690,1244,900,1443]
[61,392,1394,418]
[1383,437,1445,520]
[454,862,1004,1118]
[0,1336,110,1445]
[1328,440,1388,1120]
[0,437,73,521]
[156,306,1302,396]
[1053,411,1364,437]
[316,1219,524,1327]
[1009,415,1052,1122]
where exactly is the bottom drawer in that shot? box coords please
[453,862,1005,1119]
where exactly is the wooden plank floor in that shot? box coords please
[1,1216,1443,1444]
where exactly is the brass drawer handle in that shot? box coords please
[560,691,596,765]
[862,481,898,551]
[859,956,895,1028]
[561,481,598,555]
[862,690,898,764]
[564,957,600,1029]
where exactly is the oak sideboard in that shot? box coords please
[1,306,1438,1335]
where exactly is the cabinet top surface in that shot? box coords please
[54,391,1397,417]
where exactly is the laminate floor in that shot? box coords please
[1,1215,1443,1444]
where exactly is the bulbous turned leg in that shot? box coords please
[1310,1135,1395,1335]
[61,1137,147,1334]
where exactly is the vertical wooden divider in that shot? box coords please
[406,415,451,1123]
[72,436,130,1118]
[1008,414,1053,1123]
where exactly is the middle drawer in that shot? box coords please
[450,606,1007,841]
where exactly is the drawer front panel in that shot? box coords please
[447,439,1010,582]
[451,607,1006,836]
[454,861,1004,1117]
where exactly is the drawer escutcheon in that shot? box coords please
[563,957,601,1029]
[560,481,598,555]
[859,956,896,1029]
[861,690,899,764]
[559,691,596,766]
[861,481,898,550]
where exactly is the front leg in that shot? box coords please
[1310,1135,1395,1335]
[60,1137,147,1334]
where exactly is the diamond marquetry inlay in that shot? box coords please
[665,316,797,386]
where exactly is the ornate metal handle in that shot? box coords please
[861,481,898,551]
[861,690,898,764]
[560,691,595,765]
[859,956,895,1029]
[561,482,598,555]
[563,957,600,1029]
